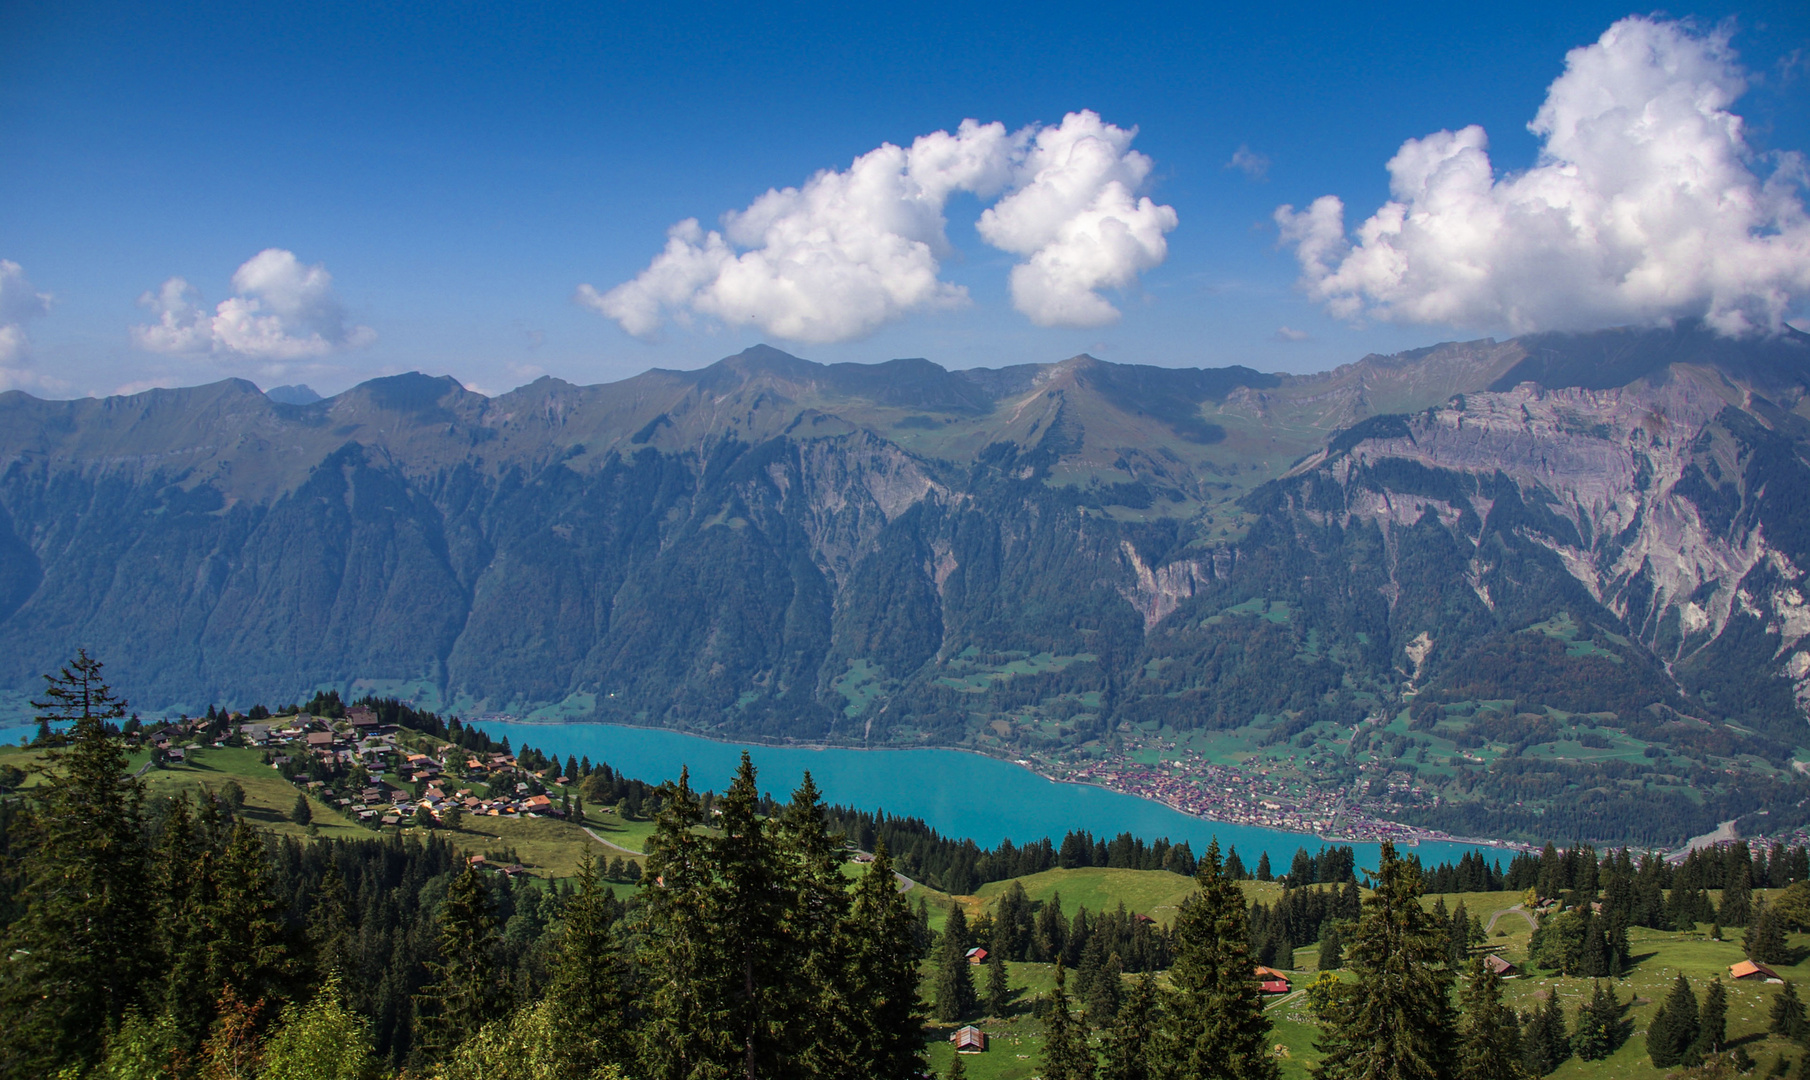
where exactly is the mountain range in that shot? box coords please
[5,322,1810,843]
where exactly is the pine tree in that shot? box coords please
[1648,974,1700,1068]
[1722,857,1755,927]
[776,770,855,1079]
[708,752,789,1080]
[1086,952,1123,1024]
[291,792,313,825]
[1772,982,1809,1043]
[1448,901,1472,967]
[1313,842,1454,1080]
[947,1049,967,1080]
[987,952,1011,1018]
[0,652,152,1075]
[934,902,979,1022]
[545,853,628,1076]
[416,863,502,1063]
[1156,840,1278,1080]
[1750,898,1791,964]
[1693,977,1727,1059]
[1257,852,1273,881]
[1521,991,1569,1076]
[1454,957,1524,1080]
[843,841,927,1079]
[208,821,299,1013]
[1043,960,1094,1080]
[1099,973,1159,1080]
[1573,982,1617,1061]
[1318,925,1344,971]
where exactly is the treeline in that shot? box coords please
[0,655,927,1079]
[818,807,1198,894]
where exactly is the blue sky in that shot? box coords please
[2,0,1807,397]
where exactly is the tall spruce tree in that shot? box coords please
[709,752,789,1080]
[776,771,854,1080]
[545,853,628,1076]
[1772,982,1809,1043]
[1157,840,1278,1080]
[1573,982,1618,1062]
[1722,859,1755,927]
[934,902,979,1022]
[1648,974,1701,1068]
[1749,898,1791,964]
[1318,925,1344,971]
[987,952,1011,1018]
[1454,957,1524,1080]
[843,841,927,1079]
[1043,960,1094,1080]
[0,652,151,1076]
[1521,991,1569,1076]
[1099,973,1159,1080]
[1693,977,1727,1059]
[416,863,502,1064]
[637,767,719,1080]
[1313,842,1454,1080]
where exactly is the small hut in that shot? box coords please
[951,1026,987,1053]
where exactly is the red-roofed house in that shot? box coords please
[1254,966,1291,994]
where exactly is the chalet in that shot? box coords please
[1483,954,1517,978]
[524,794,554,813]
[965,947,988,965]
[951,1026,987,1053]
[1731,960,1781,981]
[1254,966,1291,994]
[306,732,334,749]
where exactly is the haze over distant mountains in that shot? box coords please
[5,323,1810,841]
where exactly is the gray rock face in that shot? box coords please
[1,327,1808,780]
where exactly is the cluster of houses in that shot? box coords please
[171,706,570,830]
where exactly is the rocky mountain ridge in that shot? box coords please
[4,322,1810,844]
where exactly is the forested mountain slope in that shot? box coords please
[4,324,1810,841]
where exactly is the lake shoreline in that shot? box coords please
[475,715,1533,859]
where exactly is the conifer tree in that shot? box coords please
[1098,973,1159,1080]
[1448,901,1472,967]
[1722,857,1755,927]
[1749,898,1791,964]
[1693,977,1727,1059]
[1648,974,1701,1068]
[0,652,151,1075]
[947,1049,967,1080]
[1772,982,1809,1043]
[709,752,789,1080]
[987,952,1011,1018]
[306,863,354,980]
[292,792,313,825]
[207,820,299,1014]
[1043,960,1094,1080]
[1157,840,1277,1080]
[1318,924,1344,971]
[776,771,854,1079]
[843,841,927,1079]
[1313,842,1453,1080]
[1257,852,1273,881]
[1087,952,1123,1024]
[1454,957,1523,1080]
[1573,982,1618,1061]
[1521,991,1569,1076]
[545,853,628,1076]
[637,767,716,1080]
[934,902,979,1022]
[417,863,502,1063]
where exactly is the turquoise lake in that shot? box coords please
[468,721,1513,874]
[4,717,1515,872]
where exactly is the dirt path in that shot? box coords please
[581,826,645,857]
[1486,904,1537,933]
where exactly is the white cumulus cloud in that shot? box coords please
[581,111,1177,342]
[0,260,56,391]
[1275,16,1810,336]
[134,249,376,361]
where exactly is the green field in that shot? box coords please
[974,866,1285,927]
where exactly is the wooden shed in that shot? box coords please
[951,1026,986,1053]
